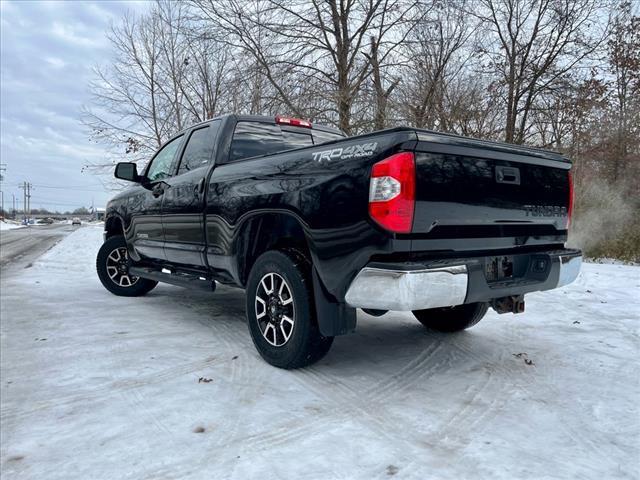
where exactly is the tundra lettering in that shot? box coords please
[523,205,568,217]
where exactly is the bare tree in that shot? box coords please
[83,11,167,159]
[83,1,237,168]
[397,1,473,130]
[607,0,640,181]
[190,0,419,134]
[474,0,608,144]
[441,74,504,139]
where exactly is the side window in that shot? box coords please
[177,122,218,175]
[146,135,183,182]
[229,122,283,162]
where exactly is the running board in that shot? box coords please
[129,266,216,292]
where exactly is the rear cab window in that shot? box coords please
[229,120,343,162]
[312,129,344,145]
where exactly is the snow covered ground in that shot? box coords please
[0,221,24,231]
[1,226,639,479]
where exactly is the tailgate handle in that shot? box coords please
[496,166,520,185]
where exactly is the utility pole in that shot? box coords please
[19,182,32,222]
[27,183,31,220]
[12,193,16,219]
[0,163,6,217]
[21,182,26,221]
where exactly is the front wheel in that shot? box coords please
[412,302,489,333]
[246,250,333,369]
[96,235,157,297]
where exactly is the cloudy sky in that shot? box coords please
[0,0,150,213]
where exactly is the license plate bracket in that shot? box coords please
[485,256,514,282]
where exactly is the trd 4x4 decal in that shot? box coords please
[312,142,378,162]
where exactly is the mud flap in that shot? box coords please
[312,267,357,337]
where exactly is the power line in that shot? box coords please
[30,197,90,207]
[30,200,90,207]
[31,184,108,191]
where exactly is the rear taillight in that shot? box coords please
[567,170,574,228]
[275,116,312,128]
[368,152,415,233]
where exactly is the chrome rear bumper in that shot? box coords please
[345,265,468,311]
[557,253,582,287]
[344,249,582,312]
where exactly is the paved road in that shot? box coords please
[0,224,76,272]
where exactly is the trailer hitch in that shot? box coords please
[491,295,525,314]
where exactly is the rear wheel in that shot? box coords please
[246,250,333,369]
[96,235,157,297]
[412,302,489,333]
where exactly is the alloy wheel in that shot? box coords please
[105,247,139,287]
[255,272,295,347]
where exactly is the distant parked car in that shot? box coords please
[72,218,81,226]
[38,218,54,225]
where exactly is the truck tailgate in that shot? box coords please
[412,147,571,237]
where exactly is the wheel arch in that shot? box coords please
[104,214,124,239]
[234,211,312,288]
[233,210,357,338]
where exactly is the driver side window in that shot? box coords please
[146,135,184,182]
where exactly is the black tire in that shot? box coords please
[96,235,158,297]
[246,249,334,369]
[412,302,489,333]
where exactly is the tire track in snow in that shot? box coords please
[173,363,428,477]
[518,343,630,465]
[233,413,343,452]
[129,288,256,467]
[430,364,496,444]
[135,413,348,480]
[285,367,432,472]
[454,324,630,465]
[207,331,456,474]
[364,337,444,402]
[0,355,223,423]
[170,288,249,353]
[108,335,177,441]
[210,352,251,448]
[427,334,543,449]
[134,371,352,480]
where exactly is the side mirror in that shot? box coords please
[114,162,140,183]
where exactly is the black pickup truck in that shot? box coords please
[97,114,581,368]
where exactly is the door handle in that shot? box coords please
[195,178,205,195]
[152,183,166,198]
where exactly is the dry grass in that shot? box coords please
[569,179,640,263]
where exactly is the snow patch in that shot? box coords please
[0,221,25,231]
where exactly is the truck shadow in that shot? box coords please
[152,284,533,378]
